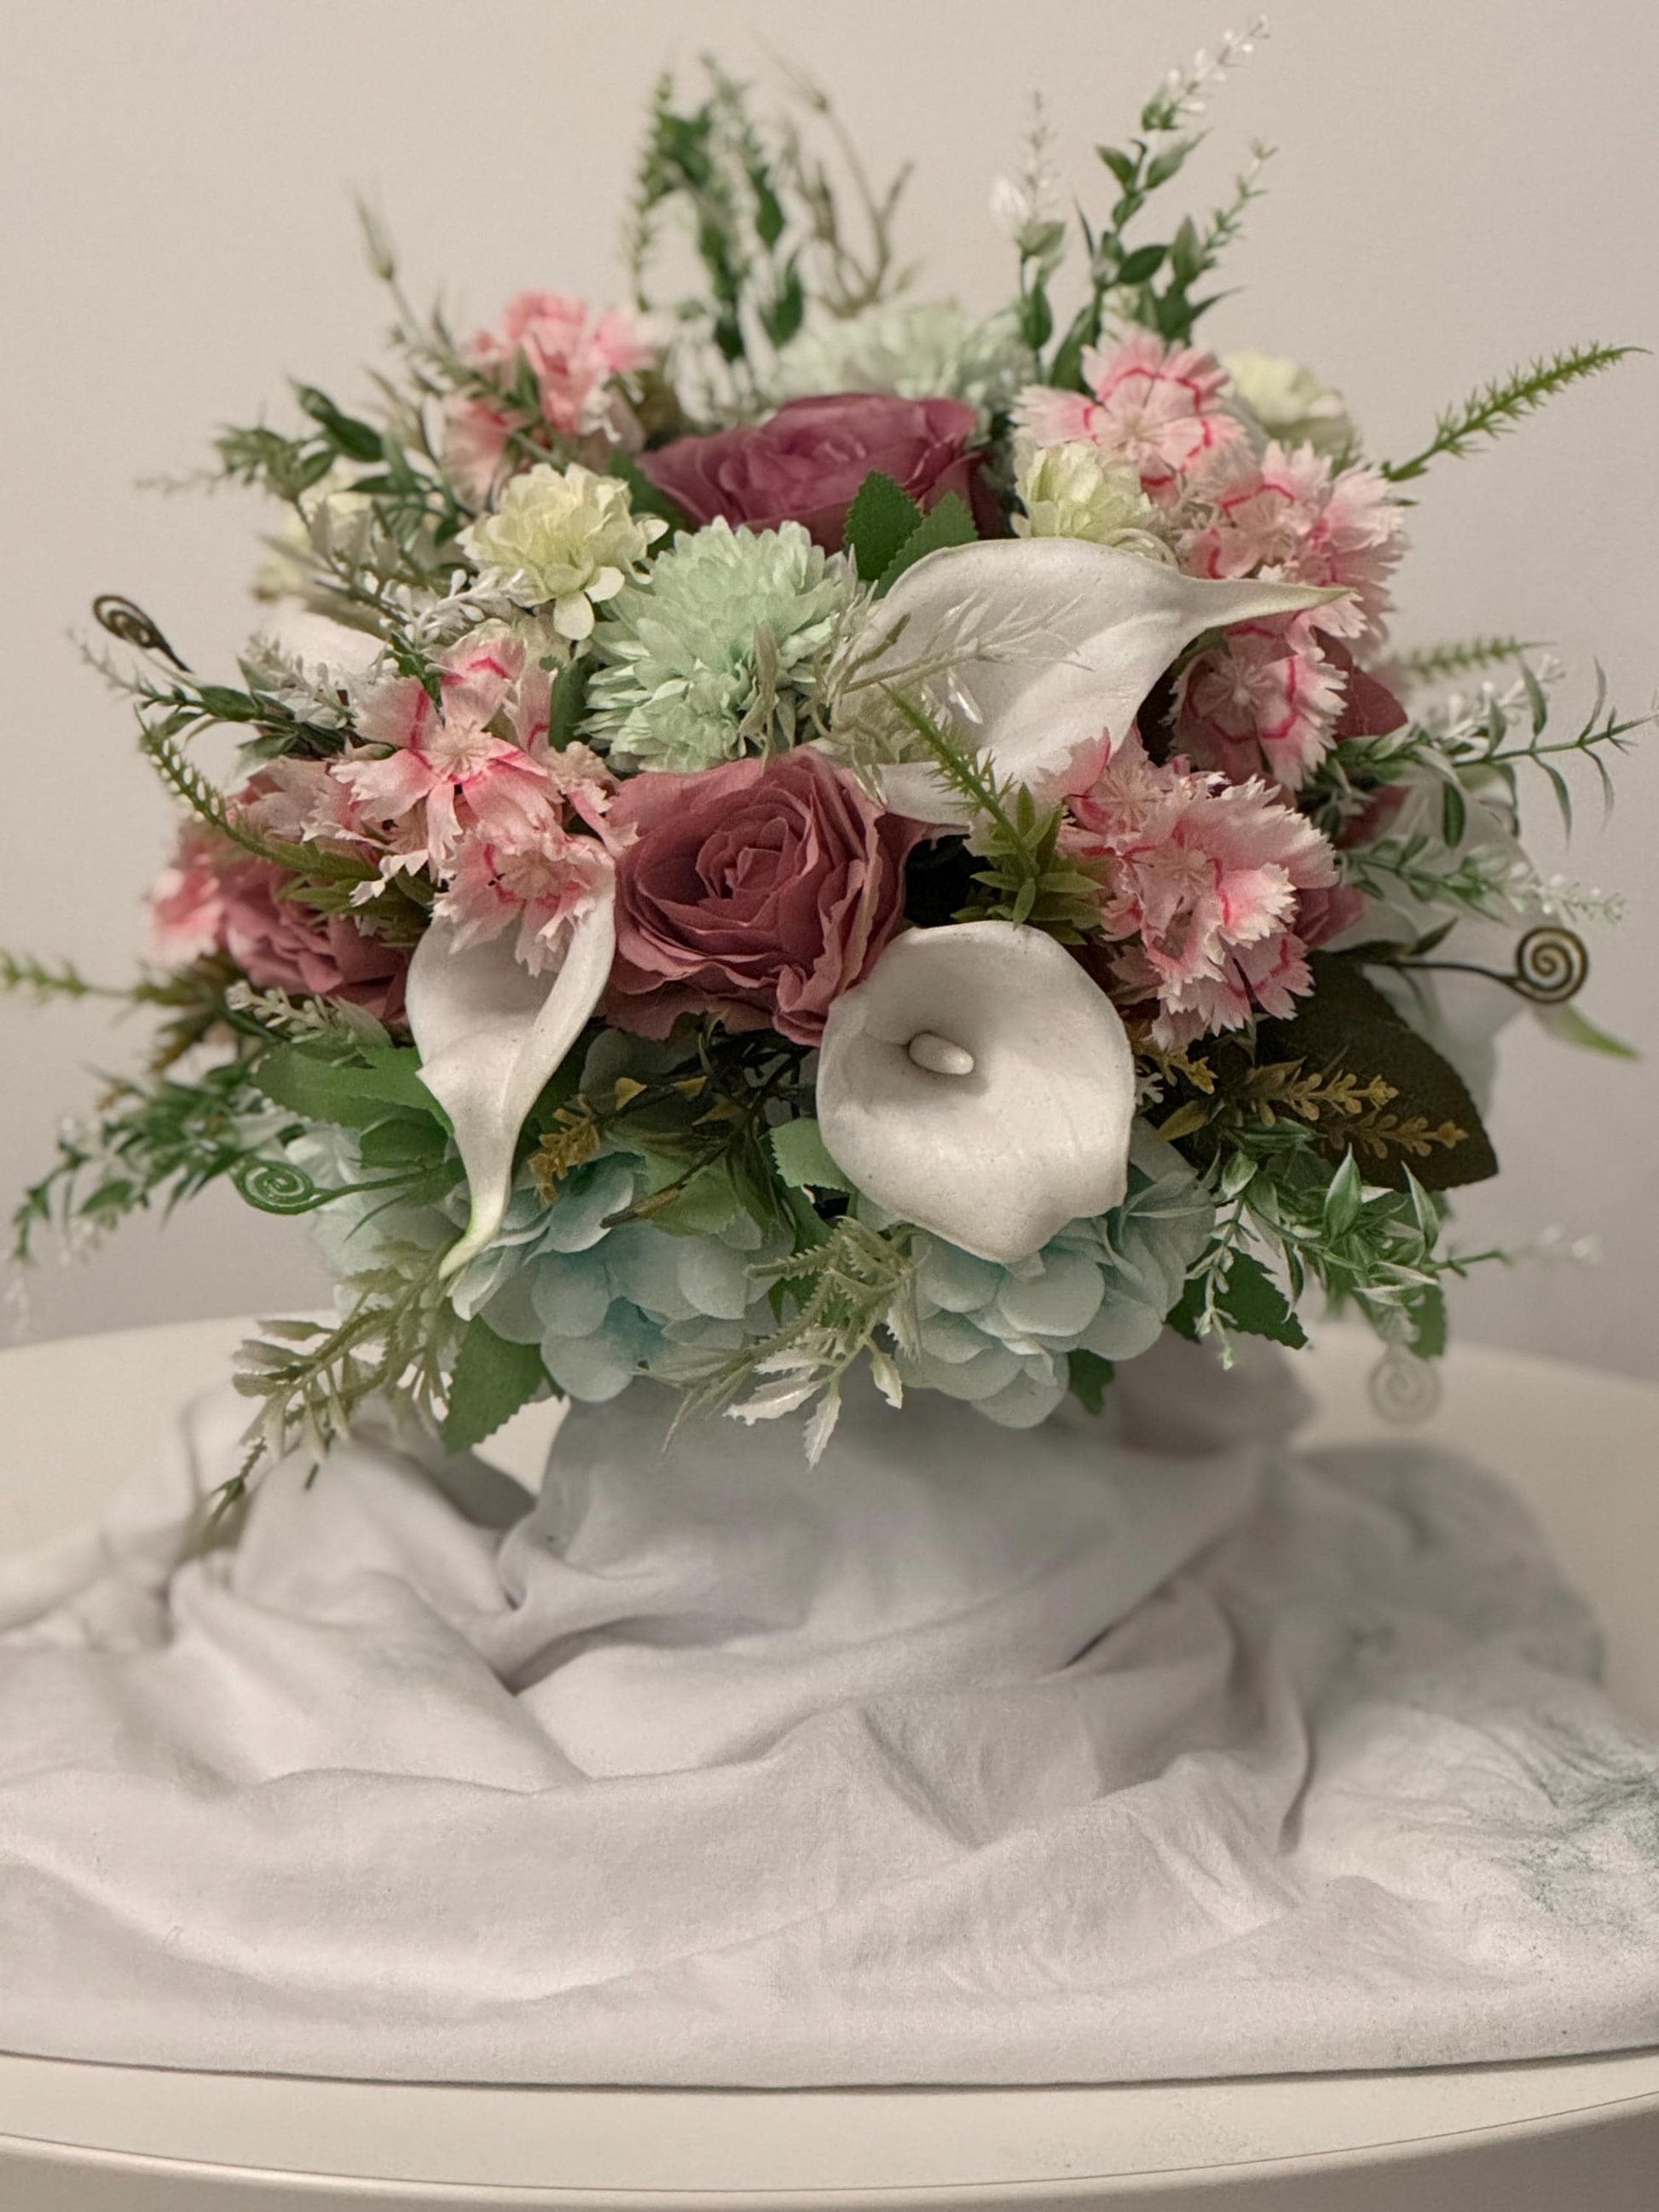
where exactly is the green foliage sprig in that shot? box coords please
[881,690,1104,939]
[678,1216,919,1463]
[1381,344,1639,482]
[1042,26,1269,383]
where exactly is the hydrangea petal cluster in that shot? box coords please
[1062,731,1340,1049]
[1182,441,1405,641]
[878,1130,1211,1428]
[1014,332,1243,499]
[586,517,845,771]
[459,463,666,640]
[448,1153,785,1403]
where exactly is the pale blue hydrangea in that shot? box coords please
[446,1152,786,1403]
[585,517,847,771]
[874,1128,1213,1428]
[768,301,1035,416]
[287,1110,1209,1426]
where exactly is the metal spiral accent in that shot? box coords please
[92,594,188,670]
[232,1158,325,1215]
[1511,925,1589,1005]
[1367,1344,1442,1426]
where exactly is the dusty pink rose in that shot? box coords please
[605,748,923,1045]
[639,392,984,551]
[149,828,409,1024]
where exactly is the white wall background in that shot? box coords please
[2,0,1655,1371]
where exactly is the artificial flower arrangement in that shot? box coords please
[7,32,1641,1488]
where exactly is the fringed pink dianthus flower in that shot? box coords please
[1062,731,1340,1050]
[443,292,656,501]
[1174,615,1348,792]
[1014,332,1243,499]
[1183,441,1406,640]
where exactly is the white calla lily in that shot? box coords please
[816,920,1136,1265]
[408,884,616,1279]
[874,537,1346,822]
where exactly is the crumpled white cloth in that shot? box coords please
[1,1337,1656,2086]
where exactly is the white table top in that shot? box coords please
[1,1317,1656,2209]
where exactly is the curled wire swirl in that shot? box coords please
[1512,925,1589,1004]
[1367,1344,1443,1426]
[91,595,188,670]
[232,1158,325,1215]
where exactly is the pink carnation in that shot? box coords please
[1062,732,1340,1050]
[443,292,656,500]
[605,748,923,1045]
[436,820,616,976]
[148,827,409,1024]
[1183,442,1406,639]
[1175,617,1348,792]
[1014,332,1242,499]
[334,632,556,872]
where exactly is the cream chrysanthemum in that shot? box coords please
[460,462,665,641]
[1012,437,1171,556]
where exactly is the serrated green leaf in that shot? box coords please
[441,1316,552,1453]
[876,494,979,593]
[770,1117,853,1193]
[250,1043,449,1132]
[1217,1251,1309,1349]
[845,470,922,583]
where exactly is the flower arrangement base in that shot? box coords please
[1,1335,1657,2091]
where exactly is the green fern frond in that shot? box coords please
[1382,344,1639,482]
[1399,635,1542,684]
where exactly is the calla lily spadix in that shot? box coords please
[873,538,1349,824]
[816,920,1137,1266]
[408,882,616,1279]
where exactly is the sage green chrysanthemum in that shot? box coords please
[585,517,848,771]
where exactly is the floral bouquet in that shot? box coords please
[9,32,1640,1489]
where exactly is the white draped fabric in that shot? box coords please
[1,1339,1656,2085]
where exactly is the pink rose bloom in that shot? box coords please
[1182,442,1407,640]
[148,828,409,1025]
[1014,332,1243,500]
[605,748,924,1045]
[639,392,984,552]
[1062,731,1339,1051]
